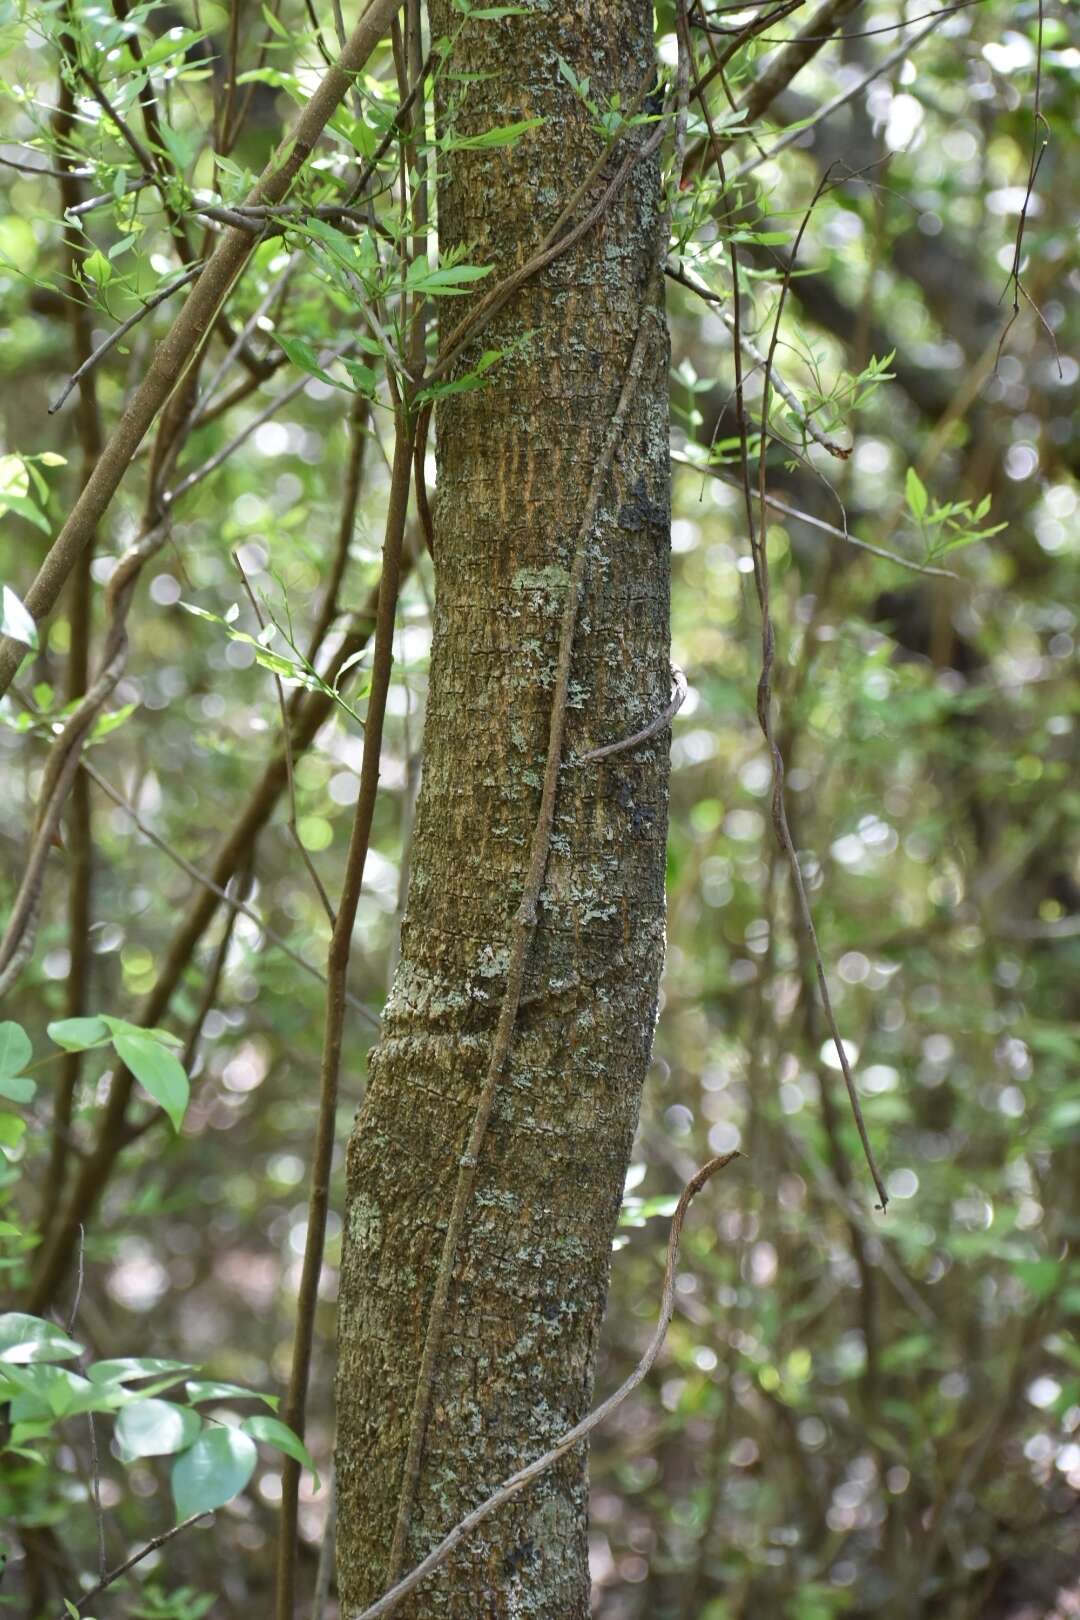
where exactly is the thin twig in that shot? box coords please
[233,553,337,925]
[26,545,413,1315]
[64,1226,106,1580]
[45,50,105,1230]
[672,453,959,578]
[355,1152,740,1619]
[79,762,376,1023]
[58,1515,210,1617]
[311,1470,338,1620]
[728,9,951,183]
[667,262,852,458]
[49,267,202,415]
[674,0,692,185]
[274,396,416,1620]
[749,167,888,1210]
[0,151,94,179]
[575,667,688,764]
[190,252,302,427]
[165,340,356,505]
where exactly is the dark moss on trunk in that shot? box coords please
[334,5,670,1614]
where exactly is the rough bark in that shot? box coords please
[334,5,670,1616]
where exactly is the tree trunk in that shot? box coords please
[334,5,669,1614]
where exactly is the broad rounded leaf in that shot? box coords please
[47,1016,110,1052]
[0,1022,31,1078]
[111,1033,189,1131]
[0,1313,81,1364]
[241,1414,320,1485]
[0,1075,35,1104]
[171,1426,257,1521]
[117,1398,202,1458]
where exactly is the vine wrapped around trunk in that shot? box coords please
[335,5,670,1615]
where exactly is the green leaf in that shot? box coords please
[171,1426,257,1520]
[1013,1259,1061,1301]
[90,703,137,742]
[0,490,49,533]
[101,1016,182,1046]
[47,1016,111,1051]
[407,259,493,294]
[0,1022,31,1078]
[905,466,928,523]
[185,1379,278,1408]
[111,1033,190,1132]
[3,1363,105,1420]
[90,1357,194,1386]
[117,1399,202,1458]
[142,26,207,68]
[275,334,346,390]
[0,1076,35,1104]
[0,1313,81,1364]
[241,1415,320,1485]
[83,248,112,285]
[303,217,360,272]
[443,117,541,151]
[1,586,38,649]
[261,2,289,36]
[0,1112,27,1150]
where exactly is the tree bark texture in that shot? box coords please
[335,5,669,1615]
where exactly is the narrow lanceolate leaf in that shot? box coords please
[241,1414,320,1486]
[89,1357,194,1386]
[275,334,347,391]
[0,1313,82,1364]
[111,1033,190,1132]
[0,586,37,650]
[185,1379,278,1409]
[171,1426,257,1521]
[0,1022,31,1078]
[47,1016,111,1051]
[905,466,928,522]
[443,117,542,151]
[116,1398,202,1459]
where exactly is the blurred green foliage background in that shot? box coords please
[0,0,1078,1615]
